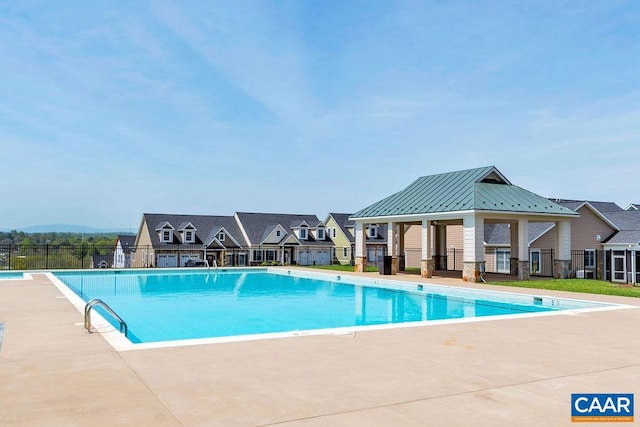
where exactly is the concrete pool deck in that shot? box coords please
[1,269,639,426]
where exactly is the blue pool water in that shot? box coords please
[53,269,610,344]
[0,272,24,280]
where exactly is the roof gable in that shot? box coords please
[235,212,325,246]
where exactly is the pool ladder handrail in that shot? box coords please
[84,299,128,337]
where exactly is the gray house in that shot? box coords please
[234,212,334,266]
[133,213,248,268]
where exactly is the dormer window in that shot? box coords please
[368,225,378,239]
[299,228,308,240]
[317,228,325,240]
[218,231,226,242]
[276,230,281,237]
[161,230,172,242]
[177,222,197,244]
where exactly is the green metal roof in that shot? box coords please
[351,166,577,218]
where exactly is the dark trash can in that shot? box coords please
[377,256,392,275]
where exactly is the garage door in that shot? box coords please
[157,254,178,268]
[180,253,200,267]
[310,249,330,266]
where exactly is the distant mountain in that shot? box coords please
[12,224,131,234]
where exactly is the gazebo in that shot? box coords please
[350,166,578,282]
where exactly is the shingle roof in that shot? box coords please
[352,166,576,218]
[483,222,554,246]
[600,211,640,244]
[235,212,332,247]
[553,199,623,213]
[117,235,136,254]
[141,213,247,248]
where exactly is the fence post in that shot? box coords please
[45,244,49,270]
[452,248,456,270]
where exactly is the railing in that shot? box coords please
[84,299,128,337]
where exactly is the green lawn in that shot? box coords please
[487,278,640,298]
[309,264,379,273]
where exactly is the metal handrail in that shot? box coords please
[84,299,128,337]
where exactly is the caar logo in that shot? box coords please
[571,394,634,422]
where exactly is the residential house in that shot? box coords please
[132,213,248,268]
[423,198,640,284]
[91,253,112,269]
[234,212,333,266]
[325,213,389,265]
[112,235,136,268]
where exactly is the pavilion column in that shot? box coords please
[518,219,530,280]
[462,214,485,282]
[554,220,572,278]
[354,222,367,272]
[509,222,519,275]
[420,219,433,278]
[398,224,406,271]
[388,221,398,274]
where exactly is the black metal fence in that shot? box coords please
[0,244,116,270]
[0,243,619,281]
[571,249,604,280]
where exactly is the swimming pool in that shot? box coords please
[50,268,619,350]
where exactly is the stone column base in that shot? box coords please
[518,261,530,281]
[421,259,434,278]
[391,257,399,275]
[462,261,485,283]
[554,259,571,279]
[354,256,367,272]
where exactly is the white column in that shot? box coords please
[421,219,432,260]
[387,221,397,257]
[355,222,366,258]
[518,219,529,261]
[463,214,484,262]
[556,220,571,260]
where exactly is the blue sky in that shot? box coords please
[1,1,639,231]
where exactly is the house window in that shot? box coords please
[184,230,194,243]
[300,228,307,240]
[343,247,348,257]
[218,232,225,241]
[253,250,263,262]
[530,250,541,274]
[266,250,276,261]
[276,230,281,237]
[368,226,378,238]
[495,249,510,273]
[585,250,596,268]
[317,229,325,240]
[332,228,337,238]
[161,230,172,242]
